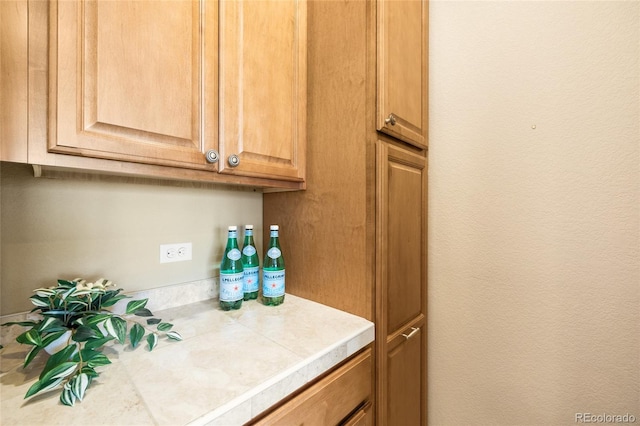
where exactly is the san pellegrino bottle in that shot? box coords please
[241,225,260,301]
[263,225,285,306]
[219,226,243,310]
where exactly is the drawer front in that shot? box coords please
[252,348,372,425]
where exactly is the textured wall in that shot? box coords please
[428,1,639,424]
[0,163,263,315]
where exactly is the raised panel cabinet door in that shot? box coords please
[377,142,427,335]
[51,0,218,169]
[377,0,428,149]
[385,327,426,426]
[219,0,306,182]
[376,141,427,425]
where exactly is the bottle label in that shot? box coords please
[227,248,241,261]
[263,270,285,297]
[267,247,281,259]
[229,230,237,239]
[270,230,279,237]
[242,245,256,256]
[220,272,244,302]
[243,266,259,293]
[245,229,253,237]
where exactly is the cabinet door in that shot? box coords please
[386,326,425,426]
[219,0,306,182]
[376,141,427,425]
[377,0,428,149]
[50,0,217,169]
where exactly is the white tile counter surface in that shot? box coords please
[0,294,374,425]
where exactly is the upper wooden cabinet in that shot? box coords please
[51,0,217,170]
[4,0,305,188]
[219,0,306,182]
[377,0,428,149]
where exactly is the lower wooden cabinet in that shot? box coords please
[251,348,372,425]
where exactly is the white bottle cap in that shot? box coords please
[270,225,279,231]
[228,225,237,231]
[245,225,254,230]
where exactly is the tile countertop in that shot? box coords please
[0,294,374,425]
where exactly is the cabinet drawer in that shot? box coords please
[251,348,372,425]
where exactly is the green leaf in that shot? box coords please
[57,279,76,288]
[129,323,145,349]
[16,329,42,346]
[133,308,153,317]
[29,296,51,308]
[146,333,158,351]
[80,365,99,379]
[125,299,148,315]
[40,345,77,379]
[40,361,77,383]
[166,331,183,341]
[24,379,44,398]
[25,377,64,399]
[60,387,77,406]
[59,286,77,301]
[104,317,127,344]
[86,353,112,368]
[84,313,111,326]
[1,320,37,327]
[156,322,173,332]
[84,336,114,350]
[38,317,66,333]
[34,288,56,297]
[23,345,43,368]
[72,325,99,342]
[72,348,99,363]
[146,318,161,325]
[99,294,128,308]
[41,330,69,347]
[71,373,90,401]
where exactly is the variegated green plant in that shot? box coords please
[1,278,182,406]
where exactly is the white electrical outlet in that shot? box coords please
[160,243,192,263]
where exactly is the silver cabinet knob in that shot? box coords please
[385,114,397,126]
[228,154,240,167]
[205,149,219,163]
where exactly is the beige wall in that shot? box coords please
[429,1,639,424]
[0,162,262,315]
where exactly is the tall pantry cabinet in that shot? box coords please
[263,0,428,424]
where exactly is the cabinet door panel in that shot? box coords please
[51,0,217,168]
[378,143,427,335]
[219,0,306,182]
[376,141,427,426]
[377,0,428,149]
[387,328,424,426]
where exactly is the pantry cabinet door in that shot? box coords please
[218,0,306,182]
[50,0,218,170]
[377,0,428,149]
[376,141,427,425]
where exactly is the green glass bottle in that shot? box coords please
[219,226,243,310]
[241,225,259,301]
[262,225,285,306]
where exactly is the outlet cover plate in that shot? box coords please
[160,243,192,263]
